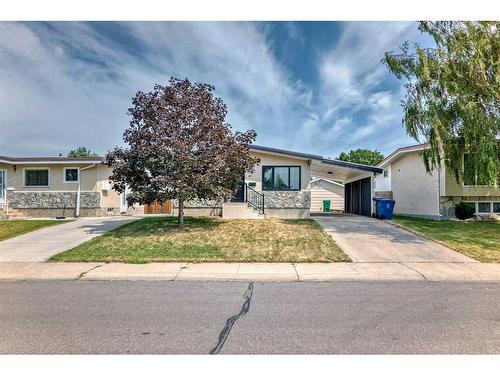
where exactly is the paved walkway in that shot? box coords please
[313,214,476,263]
[0,217,138,262]
[1,261,500,282]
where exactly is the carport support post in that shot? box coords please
[371,174,374,217]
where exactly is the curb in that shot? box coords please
[2,261,500,282]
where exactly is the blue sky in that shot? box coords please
[0,22,433,158]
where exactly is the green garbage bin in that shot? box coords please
[322,200,331,212]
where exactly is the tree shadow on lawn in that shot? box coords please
[104,216,224,239]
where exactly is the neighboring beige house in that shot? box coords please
[310,178,344,213]
[374,144,500,219]
[1,145,382,220]
[0,156,139,219]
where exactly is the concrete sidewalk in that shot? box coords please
[0,217,139,262]
[1,261,500,282]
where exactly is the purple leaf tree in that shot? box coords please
[105,77,259,228]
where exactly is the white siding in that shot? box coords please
[374,165,391,192]
[310,179,344,212]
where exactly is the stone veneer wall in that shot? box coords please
[173,192,311,210]
[8,191,101,209]
[262,191,311,209]
[172,198,223,208]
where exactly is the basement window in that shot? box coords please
[477,202,491,214]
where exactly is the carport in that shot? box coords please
[310,158,382,217]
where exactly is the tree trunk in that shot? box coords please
[177,198,184,229]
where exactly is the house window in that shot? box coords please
[24,168,49,187]
[463,153,491,186]
[477,202,491,214]
[262,166,301,191]
[383,170,388,178]
[493,202,500,213]
[64,168,79,183]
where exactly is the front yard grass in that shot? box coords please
[392,216,500,263]
[0,220,67,241]
[50,216,349,263]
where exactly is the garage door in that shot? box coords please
[344,177,371,217]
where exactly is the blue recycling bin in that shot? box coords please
[373,198,396,220]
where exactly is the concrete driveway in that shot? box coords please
[0,217,138,262]
[313,214,477,263]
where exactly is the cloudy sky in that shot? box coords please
[0,22,433,158]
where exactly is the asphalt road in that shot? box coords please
[1,281,499,354]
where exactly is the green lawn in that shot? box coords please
[0,220,67,241]
[392,216,500,263]
[50,216,349,263]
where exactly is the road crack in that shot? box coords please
[77,264,102,280]
[210,282,253,354]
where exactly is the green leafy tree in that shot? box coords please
[383,21,500,185]
[68,147,98,158]
[337,149,385,166]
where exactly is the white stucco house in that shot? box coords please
[374,144,500,219]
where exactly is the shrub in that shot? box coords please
[455,202,475,220]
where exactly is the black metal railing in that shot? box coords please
[245,184,265,215]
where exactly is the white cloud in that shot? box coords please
[0,22,310,156]
[0,21,431,158]
[307,21,427,156]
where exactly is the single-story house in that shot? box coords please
[1,145,382,219]
[374,144,500,219]
[309,178,344,213]
[188,145,381,219]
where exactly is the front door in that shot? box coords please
[231,174,245,202]
[0,170,6,203]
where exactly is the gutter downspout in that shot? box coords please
[76,164,96,217]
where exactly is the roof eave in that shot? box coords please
[377,144,430,168]
[320,158,383,174]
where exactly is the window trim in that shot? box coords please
[383,170,388,178]
[23,167,50,187]
[262,165,301,191]
[63,167,80,183]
